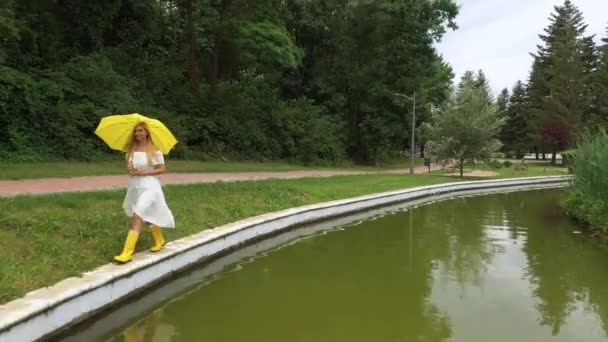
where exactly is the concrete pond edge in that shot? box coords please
[0,176,570,341]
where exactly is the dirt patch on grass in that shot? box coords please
[443,170,499,177]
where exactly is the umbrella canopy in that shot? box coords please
[95,113,178,155]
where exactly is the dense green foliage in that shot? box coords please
[0,0,458,164]
[563,130,608,231]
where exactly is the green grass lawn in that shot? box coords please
[0,164,566,304]
[0,157,424,180]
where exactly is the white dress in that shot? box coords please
[123,151,175,228]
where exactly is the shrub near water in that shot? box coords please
[563,130,608,230]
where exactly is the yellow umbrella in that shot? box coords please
[95,113,178,155]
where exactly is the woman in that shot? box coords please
[114,122,175,263]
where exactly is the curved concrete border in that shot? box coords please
[0,176,569,341]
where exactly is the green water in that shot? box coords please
[64,190,608,342]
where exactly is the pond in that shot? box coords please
[61,189,608,342]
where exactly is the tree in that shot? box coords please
[593,26,608,124]
[541,23,593,163]
[183,0,199,96]
[496,87,510,155]
[496,88,509,119]
[500,81,530,158]
[527,0,597,164]
[0,0,19,65]
[204,0,303,92]
[474,69,494,104]
[526,56,555,160]
[282,0,458,164]
[428,71,503,177]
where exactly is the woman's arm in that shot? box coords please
[126,159,136,174]
[140,164,166,175]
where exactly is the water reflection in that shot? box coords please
[120,310,175,342]
[503,190,608,337]
[416,196,500,288]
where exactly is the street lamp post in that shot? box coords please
[393,92,416,175]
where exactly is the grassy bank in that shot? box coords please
[0,158,424,180]
[0,173,448,303]
[563,192,608,232]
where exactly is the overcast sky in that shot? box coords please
[435,0,608,95]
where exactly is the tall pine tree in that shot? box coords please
[500,81,530,159]
[526,58,547,159]
[496,88,509,119]
[528,0,597,164]
[593,26,608,124]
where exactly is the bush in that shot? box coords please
[562,130,608,230]
[0,54,140,161]
[502,160,512,168]
[570,131,608,201]
[183,73,346,164]
[487,159,503,169]
[561,149,576,168]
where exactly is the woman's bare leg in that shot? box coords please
[131,214,144,233]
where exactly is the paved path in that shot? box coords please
[0,165,444,197]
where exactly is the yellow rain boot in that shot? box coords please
[149,225,166,252]
[114,230,139,263]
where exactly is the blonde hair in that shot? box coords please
[125,122,157,165]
